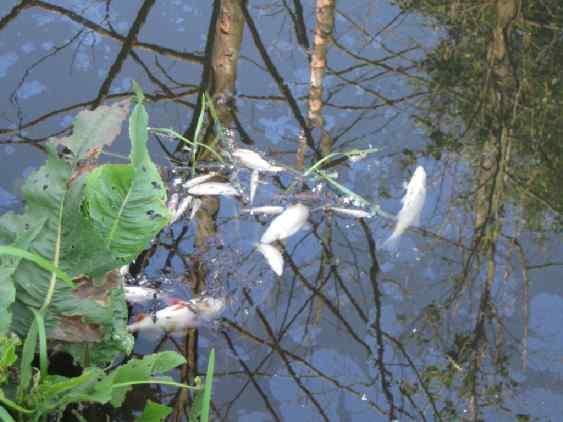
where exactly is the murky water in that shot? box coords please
[1,1,562,420]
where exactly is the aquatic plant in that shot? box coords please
[0,84,169,365]
[0,335,215,421]
[0,85,215,421]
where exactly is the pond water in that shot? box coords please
[1,1,562,421]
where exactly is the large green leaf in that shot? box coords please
[0,94,168,364]
[27,351,185,417]
[83,101,170,262]
[94,351,187,407]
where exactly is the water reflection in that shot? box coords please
[1,0,562,420]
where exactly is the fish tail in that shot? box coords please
[381,231,400,250]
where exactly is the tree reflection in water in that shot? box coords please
[0,0,562,420]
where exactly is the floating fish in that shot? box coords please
[167,192,179,213]
[241,206,285,215]
[124,286,158,304]
[382,166,426,249]
[187,182,239,197]
[119,265,130,277]
[260,203,310,244]
[170,196,193,224]
[190,197,202,219]
[328,207,372,219]
[127,296,225,333]
[182,172,219,189]
[232,149,284,172]
[256,243,284,276]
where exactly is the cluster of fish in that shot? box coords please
[124,285,226,333]
[255,203,310,276]
[167,147,427,274]
[167,148,284,223]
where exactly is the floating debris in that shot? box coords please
[127,296,226,333]
[241,205,285,215]
[328,207,372,219]
[256,243,284,276]
[260,203,310,244]
[187,182,239,197]
[124,286,158,304]
[232,148,284,172]
[182,172,219,189]
[383,166,427,249]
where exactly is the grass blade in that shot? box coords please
[200,349,215,422]
[0,405,16,421]
[30,309,48,382]
[0,246,73,287]
[17,324,37,399]
[149,128,224,163]
[192,93,206,173]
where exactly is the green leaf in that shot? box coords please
[0,390,31,415]
[30,310,47,381]
[0,246,73,287]
[84,99,170,262]
[136,400,172,422]
[200,349,215,422]
[52,100,130,165]
[129,98,149,167]
[0,104,136,364]
[34,368,108,413]
[0,335,20,385]
[147,351,187,374]
[0,214,47,336]
[84,162,169,261]
[18,322,38,399]
[0,90,168,365]
[0,405,15,422]
[98,351,186,407]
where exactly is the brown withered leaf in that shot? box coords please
[49,269,122,343]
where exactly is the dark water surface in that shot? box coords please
[1,1,562,421]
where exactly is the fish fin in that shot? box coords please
[165,297,186,306]
[381,233,400,251]
[132,313,147,323]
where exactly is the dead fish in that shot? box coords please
[260,203,310,244]
[190,197,202,219]
[383,166,426,249]
[170,196,193,224]
[232,149,284,172]
[188,182,239,197]
[328,207,372,219]
[127,296,225,333]
[167,192,179,213]
[124,286,158,304]
[250,170,260,205]
[182,172,219,189]
[119,265,130,277]
[241,206,285,215]
[256,243,283,276]
[189,296,226,318]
